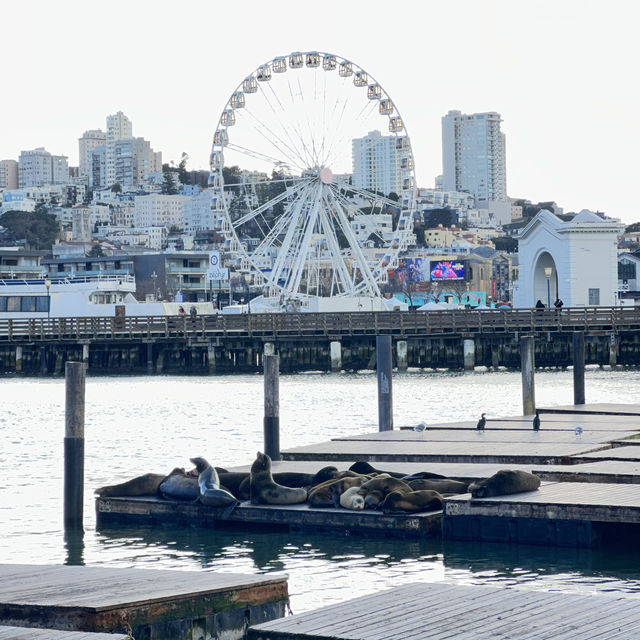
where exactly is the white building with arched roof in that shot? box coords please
[513,210,624,308]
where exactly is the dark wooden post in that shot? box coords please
[573,331,586,405]
[520,335,536,415]
[376,334,393,431]
[146,342,154,374]
[263,353,280,460]
[64,362,85,528]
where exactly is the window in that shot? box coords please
[36,296,48,312]
[618,261,636,281]
[0,298,6,311]
[7,297,20,312]
[21,297,36,312]
[588,288,600,305]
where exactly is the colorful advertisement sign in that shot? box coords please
[429,260,466,281]
[387,258,431,292]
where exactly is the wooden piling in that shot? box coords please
[573,331,586,405]
[15,345,22,373]
[263,353,280,461]
[330,340,342,372]
[520,335,535,415]
[64,362,85,528]
[463,338,475,371]
[396,340,408,371]
[146,342,153,374]
[376,335,393,431]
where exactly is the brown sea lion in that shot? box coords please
[159,467,200,501]
[308,474,370,508]
[360,474,413,498]
[237,465,339,500]
[363,489,385,509]
[250,452,307,505]
[407,478,468,496]
[381,489,444,513]
[95,473,166,497]
[469,469,541,499]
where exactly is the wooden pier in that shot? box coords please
[247,582,640,639]
[0,628,128,639]
[0,565,288,640]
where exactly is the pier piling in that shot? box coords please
[64,362,85,529]
[573,331,586,405]
[463,338,475,371]
[15,345,22,373]
[520,335,536,415]
[396,340,408,371]
[263,353,281,460]
[330,340,342,372]
[376,335,393,431]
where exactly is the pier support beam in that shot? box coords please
[491,344,500,369]
[15,345,22,373]
[330,340,342,372]
[207,343,216,374]
[376,335,393,431]
[463,338,475,371]
[263,353,280,461]
[520,335,536,416]
[64,362,85,529]
[82,343,89,367]
[264,342,275,357]
[573,332,586,405]
[146,342,154,374]
[40,346,47,376]
[609,332,617,366]
[396,340,408,371]
[155,349,164,374]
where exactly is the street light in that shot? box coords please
[544,267,552,308]
[44,277,51,319]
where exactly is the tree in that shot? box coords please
[161,170,178,195]
[0,210,60,249]
[88,244,105,257]
[110,182,122,194]
[178,152,189,185]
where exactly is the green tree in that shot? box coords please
[178,152,189,185]
[110,182,122,194]
[161,170,178,195]
[88,244,105,257]
[0,210,60,249]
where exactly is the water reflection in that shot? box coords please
[64,527,85,566]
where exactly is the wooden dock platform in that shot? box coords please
[96,496,442,538]
[572,445,640,462]
[0,627,128,639]
[247,582,640,639]
[443,482,640,547]
[533,460,640,483]
[537,402,640,416]
[0,565,288,640]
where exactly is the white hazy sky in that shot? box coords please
[3,0,639,223]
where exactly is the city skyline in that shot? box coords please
[3,0,639,222]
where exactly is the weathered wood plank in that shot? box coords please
[248,582,640,639]
[572,445,640,462]
[533,460,640,483]
[537,403,640,416]
[0,626,128,639]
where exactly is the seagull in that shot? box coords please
[413,422,428,432]
[476,413,486,430]
[533,411,541,431]
[574,424,583,436]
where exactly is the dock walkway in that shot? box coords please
[0,565,288,640]
[247,582,640,639]
[0,628,128,639]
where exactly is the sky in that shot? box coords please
[3,0,639,223]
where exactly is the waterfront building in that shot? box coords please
[134,194,187,229]
[352,130,402,196]
[18,148,69,188]
[78,130,106,179]
[617,252,640,304]
[441,110,507,208]
[0,248,47,279]
[513,209,624,308]
[0,160,18,189]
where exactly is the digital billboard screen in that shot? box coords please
[387,258,431,292]
[430,260,466,281]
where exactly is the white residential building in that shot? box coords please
[350,213,394,244]
[134,194,186,229]
[72,206,92,242]
[105,111,132,188]
[0,160,18,189]
[441,110,507,206]
[78,130,106,179]
[352,130,402,196]
[18,148,69,187]
[183,189,213,234]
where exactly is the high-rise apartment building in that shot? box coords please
[18,148,69,188]
[106,111,133,188]
[78,130,106,179]
[441,110,507,206]
[0,160,18,189]
[352,130,402,196]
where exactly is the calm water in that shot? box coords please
[2,367,640,613]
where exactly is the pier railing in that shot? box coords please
[0,306,637,343]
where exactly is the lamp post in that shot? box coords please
[150,271,157,301]
[544,267,552,308]
[45,277,51,320]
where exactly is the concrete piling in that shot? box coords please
[396,340,408,371]
[376,334,393,431]
[263,353,280,461]
[520,335,536,416]
[64,362,85,529]
[463,339,475,371]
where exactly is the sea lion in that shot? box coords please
[95,473,166,497]
[400,470,448,481]
[159,467,200,501]
[308,474,370,508]
[469,469,541,499]
[407,478,468,496]
[340,486,365,510]
[381,489,444,514]
[363,489,385,509]
[250,452,307,505]
[348,461,408,479]
[360,474,413,498]
[190,457,239,509]
[237,465,339,499]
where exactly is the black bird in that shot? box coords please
[476,413,486,430]
[533,411,541,431]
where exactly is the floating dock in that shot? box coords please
[247,582,640,639]
[533,460,640,484]
[0,565,288,640]
[97,496,442,538]
[0,627,128,639]
[443,482,640,547]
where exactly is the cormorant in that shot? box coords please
[533,411,541,431]
[476,413,486,430]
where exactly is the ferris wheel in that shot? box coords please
[208,51,417,300]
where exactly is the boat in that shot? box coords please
[0,274,216,319]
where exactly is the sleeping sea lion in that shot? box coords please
[250,452,307,505]
[190,457,239,509]
[340,486,365,510]
[308,474,370,508]
[364,489,385,509]
[407,478,468,496]
[95,473,166,497]
[381,489,444,514]
[469,469,541,499]
[360,474,413,498]
[348,461,408,479]
[159,467,200,501]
